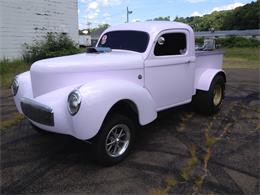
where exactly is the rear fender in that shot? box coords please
[195,69,226,91]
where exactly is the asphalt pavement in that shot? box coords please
[1,69,259,194]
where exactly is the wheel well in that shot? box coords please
[216,71,226,83]
[106,100,139,125]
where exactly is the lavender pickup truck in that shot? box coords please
[12,22,226,165]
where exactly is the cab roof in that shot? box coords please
[100,21,195,58]
[105,21,193,35]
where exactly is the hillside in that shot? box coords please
[174,0,260,31]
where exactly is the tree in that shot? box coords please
[90,24,110,33]
[174,0,260,31]
[222,0,260,30]
[153,16,171,21]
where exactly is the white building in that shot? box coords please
[79,35,91,47]
[0,0,78,59]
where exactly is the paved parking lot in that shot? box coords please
[1,69,259,194]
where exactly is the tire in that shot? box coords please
[30,123,53,135]
[93,114,136,166]
[192,75,225,115]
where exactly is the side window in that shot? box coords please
[154,33,187,56]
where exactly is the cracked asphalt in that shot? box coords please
[1,69,259,194]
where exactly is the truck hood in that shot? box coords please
[31,51,143,73]
[30,51,144,97]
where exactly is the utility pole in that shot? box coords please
[127,7,133,23]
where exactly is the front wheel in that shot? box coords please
[93,114,136,166]
[192,75,225,115]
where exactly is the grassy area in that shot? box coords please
[0,47,259,88]
[0,59,30,88]
[223,47,260,69]
[0,113,24,130]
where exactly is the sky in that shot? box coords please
[78,0,256,29]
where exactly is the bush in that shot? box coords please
[23,33,81,63]
[0,58,30,87]
[216,36,260,48]
[195,37,204,45]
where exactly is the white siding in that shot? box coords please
[0,0,78,59]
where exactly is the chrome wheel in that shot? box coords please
[105,124,130,158]
[213,84,222,106]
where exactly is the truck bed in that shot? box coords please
[195,50,224,57]
[195,50,224,69]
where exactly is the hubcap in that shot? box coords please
[213,85,222,106]
[105,124,130,158]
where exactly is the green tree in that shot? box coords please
[223,0,260,30]
[153,16,171,21]
[174,0,260,31]
[90,24,110,34]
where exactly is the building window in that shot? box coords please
[154,33,187,56]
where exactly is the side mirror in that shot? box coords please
[158,37,165,45]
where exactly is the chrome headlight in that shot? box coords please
[11,77,19,96]
[67,90,81,116]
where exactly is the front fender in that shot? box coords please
[72,79,157,140]
[14,71,33,113]
[195,69,226,91]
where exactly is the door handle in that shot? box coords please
[185,60,191,64]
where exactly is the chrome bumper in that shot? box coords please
[20,98,54,126]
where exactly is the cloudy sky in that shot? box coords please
[78,0,255,29]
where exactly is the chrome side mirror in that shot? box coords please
[158,37,165,45]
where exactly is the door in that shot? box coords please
[144,30,195,110]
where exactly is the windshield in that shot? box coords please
[97,30,149,53]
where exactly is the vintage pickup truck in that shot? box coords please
[12,22,226,165]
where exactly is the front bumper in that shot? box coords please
[13,72,113,141]
[14,78,103,141]
[13,72,87,139]
[14,83,77,137]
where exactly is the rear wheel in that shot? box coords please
[192,75,225,115]
[93,114,136,166]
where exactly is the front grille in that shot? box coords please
[21,98,54,126]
